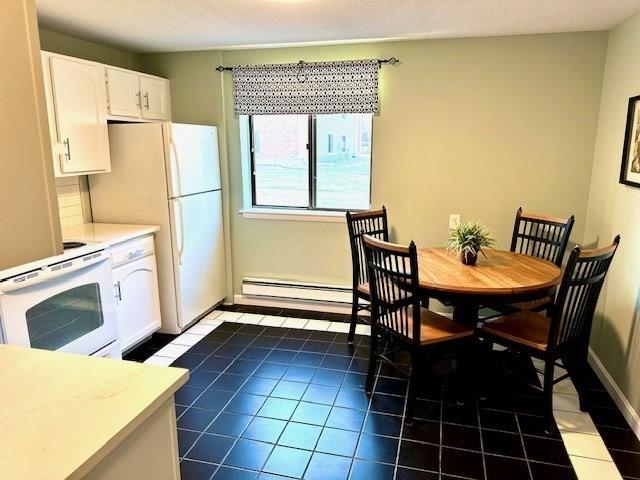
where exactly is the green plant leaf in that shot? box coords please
[447,221,495,256]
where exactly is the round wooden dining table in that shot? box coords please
[416,248,562,324]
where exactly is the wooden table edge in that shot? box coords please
[416,248,563,296]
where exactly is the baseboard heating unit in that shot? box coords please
[235,277,363,314]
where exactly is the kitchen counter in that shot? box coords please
[64,222,160,247]
[0,223,160,281]
[0,345,188,479]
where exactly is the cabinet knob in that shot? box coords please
[143,92,149,109]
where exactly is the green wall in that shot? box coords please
[139,32,608,298]
[584,11,640,420]
[39,29,138,69]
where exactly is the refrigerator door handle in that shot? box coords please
[175,198,185,266]
[169,138,183,198]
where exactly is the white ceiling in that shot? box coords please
[37,0,640,52]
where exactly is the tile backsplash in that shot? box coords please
[55,176,91,235]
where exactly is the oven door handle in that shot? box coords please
[0,253,109,293]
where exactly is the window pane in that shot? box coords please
[252,115,309,207]
[315,114,372,210]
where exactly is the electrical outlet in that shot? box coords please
[449,214,461,229]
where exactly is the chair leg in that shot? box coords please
[566,346,589,412]
[365,326,377,395]
[405,350,419,425]
[543,357,555,434]
[348,293,359,345]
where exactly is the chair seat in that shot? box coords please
[480,310,550,351]
[356,282,370,297]
[401,307,473,345]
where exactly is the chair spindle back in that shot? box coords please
[510,207,575,267]
[346,207,389,289]
[549,236,620,350]
[362,235,421,343]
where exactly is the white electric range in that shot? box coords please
[0,241,120,358]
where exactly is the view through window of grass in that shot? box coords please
[251,113,372,210]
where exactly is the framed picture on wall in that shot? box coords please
[620,95,640,188]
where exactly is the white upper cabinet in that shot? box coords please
[105,68,171,121]
[42,51,171,177]
[140,75,170,120]
[105,68,141,118]
[45,55,110,176]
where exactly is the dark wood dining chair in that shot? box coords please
[505,207,575,312]
[511,207,575,266]
[345,207,389,345]
[480,235,620,433]
[362,234,474,423]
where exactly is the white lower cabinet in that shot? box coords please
[111,236,161,352]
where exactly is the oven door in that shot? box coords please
[0,252,118,356]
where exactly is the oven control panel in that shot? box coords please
[0,251,107,293]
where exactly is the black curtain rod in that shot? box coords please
[215,57,399,72]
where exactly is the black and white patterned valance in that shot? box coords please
[231,59,379,116]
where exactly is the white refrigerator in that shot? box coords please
[89,123,226,334]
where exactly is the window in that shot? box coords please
[250,113,372,211]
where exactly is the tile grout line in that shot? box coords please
[438,394,444,476]
[513,402,535,480]
[476,401,488,480]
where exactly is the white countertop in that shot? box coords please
[64,222,160,247]
[0,345,188,480]
[0,223,160,281]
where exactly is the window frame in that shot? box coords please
[248,113,372,212]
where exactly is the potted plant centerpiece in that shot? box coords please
[447,221,495,266]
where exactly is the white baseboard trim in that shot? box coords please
[588,346,640,439]
[233,293,362,316]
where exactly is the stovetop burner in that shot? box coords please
[63,241,87,250]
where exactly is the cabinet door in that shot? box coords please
[140,75,170,120]
[106,68,141,118]
[49,57,110,175]
[113,255,161,351]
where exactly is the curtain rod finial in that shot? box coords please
[377,57,400,67]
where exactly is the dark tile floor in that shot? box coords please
[167,320,586,480]
[126,304,640,480]
[124,305,351,362]
[123,332,177,361]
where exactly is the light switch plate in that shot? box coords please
[449,214,461,229]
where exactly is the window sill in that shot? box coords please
[239,208,347,223]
